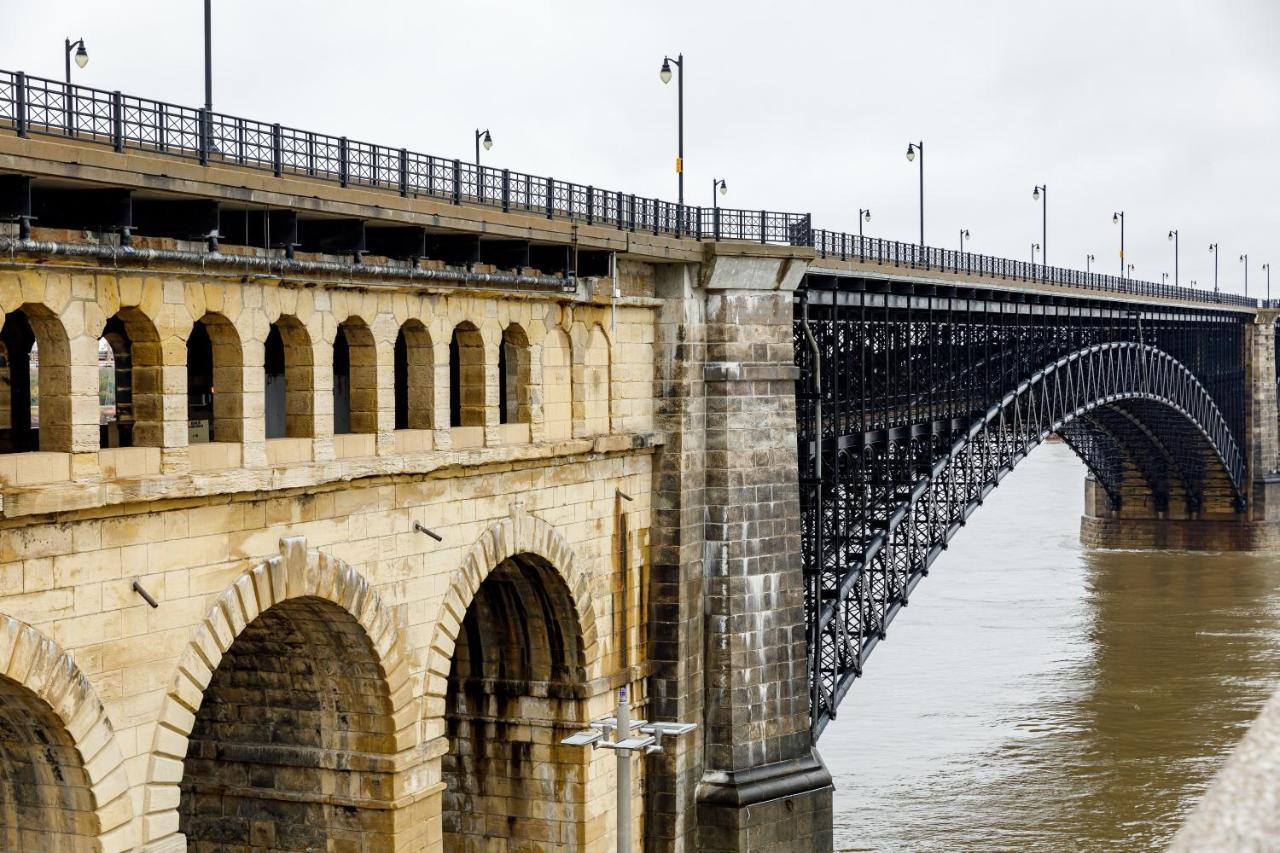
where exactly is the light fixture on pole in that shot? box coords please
[906,141,924,246]
[1087,253,1095,274]
[659,53,685,232]
[1168,229,1179,287]
[1240,253,1249,297]
[859,208,871,238]
[1032,184,1047,265]
[712,178,727,210]
[1128,263,1135,279]
[1162,273,1169,286]
[560,687,697,853]
[474,129,493,166]
[64,37,88,83]
[959,228,970,253]
[1209,243,1219,294]
[1264,262,1272,302]
[1113,211,1125,276]
[1031,242,1040,264]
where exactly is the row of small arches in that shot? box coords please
[0,304,611,454]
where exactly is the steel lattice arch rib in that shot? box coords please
[795,278,1249,738]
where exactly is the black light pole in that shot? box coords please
[474,129,493,166]
[203,0,213,156]
[1128,263,1135,279]
[1032,184,1046,264]
[1264,262,1271,302]
[959,228,970,252]
[1086,253,1095,274]
[906,141,924,246]
[1162,273,1169,286]
[64,37,88,84]
[712,178,727,210]
[659,54,684,230]
[859,208,871,238]
[1209,243,1219,295]
[1031,242,1040,264]
[1240,253,1249,297]
[1168,229,1179,287]
[1113,211,1125,276]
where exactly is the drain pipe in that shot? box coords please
[0,237,575,290]
[800,293,823,738]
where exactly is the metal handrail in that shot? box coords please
[0,67,1259,308]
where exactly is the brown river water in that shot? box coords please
[822,442,1280,852]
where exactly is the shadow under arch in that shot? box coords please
[142,537,423,850]
[0,615,134,851]
[807,342,1249,737]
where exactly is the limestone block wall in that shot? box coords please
[0,256,660,852]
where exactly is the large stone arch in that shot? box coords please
[421,507,601,745]
[142,536,422,847]
[0,615,134,852]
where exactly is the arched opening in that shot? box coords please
[97,309,162,449]
[333,317,377,435]
[179,597,395,851]
[449,322,485,428]
[264,316,313,439]
[187,313,243,444]
[443,554,588,851]
[583,324,611,435]
[542,327,573,440]
[0,305,71,453]
[0,675,99,849]
[394,320,433,430]
[499,323,531,427]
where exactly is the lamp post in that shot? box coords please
[1162,273,1169,286]
[659,53,685,231]
[1264,262,1271,302]
[202,0,215,157]
[712,178,727,210]
[561,687,697,853]
[1032,184,1047,265]
[859,208,871,238]
[906,141,924,247]
[474,128,493,166]
[1168,229,1179,287]
[1113,211,1125,276]
[959,228,970,253]
[1087,253,1095,274]
[1128,263,1135,279]
[1031,242,1040,264]
[1240,253,1248,297]
[64,37,88,84]
[1209,243,1219,295]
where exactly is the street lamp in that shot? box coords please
[659,53,685,229]
[1031,242,1040,264]
[1240,253,1248,297]
[859,208,871,238]
[474,128,493,166]
[1128,263,1135,279]
[1113,211,1125,276]
[959,228,970,253]
[561,687,696,853]
[203,0,214,157]
[1087,253,1095,274]
[1264,262,1272,302]
[906,141,924,246]
[1209,243,1219,294]
[64,37,88,83]
[1032,184,1047,265]
[712,178,727,209]
[1168,229,1179,287]
[1162,273,1169,286]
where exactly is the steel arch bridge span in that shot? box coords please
[803,341,1247,738]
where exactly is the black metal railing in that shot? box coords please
[0,68,810,246]
[811,229,1256,308]
[0,67,1261,308]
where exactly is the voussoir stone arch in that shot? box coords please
[0,614,135,852]
[141,535,421,846]
[421,507,601,742]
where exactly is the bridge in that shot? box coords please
[0,68,1275,852]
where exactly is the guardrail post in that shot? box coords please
[339,136,349,187]
[586,185,594,224]
[452,159,462,205]
[398,148,408,196]
[502,169,510,212]
[111,90,124,152]
[198,108,210,165]
[545,177,554,218]
[272,124,283,177]
[759,209,766,244]
[14,72,27,138]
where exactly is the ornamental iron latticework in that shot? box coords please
[796,275,1249,739]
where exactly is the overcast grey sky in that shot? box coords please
[3,1,1277,294]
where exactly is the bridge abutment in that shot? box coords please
[648,246,832,853]
[1081,310,1280,550]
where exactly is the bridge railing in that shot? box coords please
[0,68,812,246]
[811,229,1257,308]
